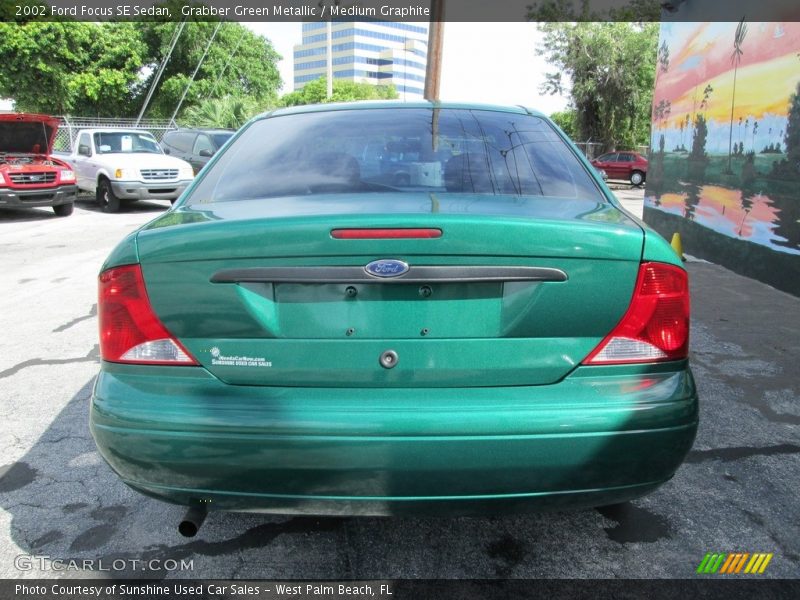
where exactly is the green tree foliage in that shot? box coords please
[526,0,661,21]
[280,77,398,107]
[771,81,800,180]
[548,110,577,139]
[138,20,281,119]
[784,83,800,165]
[687,114,709,180]
[726,18,748,173]
[690,114,708,160]
[180,96,261,129]
[536,22,659,150]
[0,22,146,115]
[0,18,281,119]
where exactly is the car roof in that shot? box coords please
[166,128,234,134]
[258,101,547,121]
[82,129,157,135]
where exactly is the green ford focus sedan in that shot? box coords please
[90,102,697,530]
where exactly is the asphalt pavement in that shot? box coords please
[0,192,798,579]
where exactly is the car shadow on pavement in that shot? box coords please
[75,198,170,214]
[0,207,64,223]
[1,375,690,579]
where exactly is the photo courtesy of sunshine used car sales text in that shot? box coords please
[13,583,395,598]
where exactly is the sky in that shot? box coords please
[245,22,570,114]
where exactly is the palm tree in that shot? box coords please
[752,121,758,153]
[727,18,748,172]
[738,117,743,146]
[181,96,259,129]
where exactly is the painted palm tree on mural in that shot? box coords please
[727,18,748,173]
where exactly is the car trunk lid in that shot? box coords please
[136,194,644,387]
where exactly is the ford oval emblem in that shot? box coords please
[365,259,409,278]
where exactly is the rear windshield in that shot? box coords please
[211,132,234,148]
[184,108,603,206]
[94,132,161,154]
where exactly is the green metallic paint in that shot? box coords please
[135,209,643,386]
[642,228,685,266]
[120,481,667,517]
[91,361,697,514]
[263,100,538,120]
[92,102,696,515]
[139,203,643,261]
[182,337,599,387]
[100,230,139,271]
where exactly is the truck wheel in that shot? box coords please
[53,203,74,217]
[98,179,121,213]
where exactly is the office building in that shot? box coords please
[293,21,429,100]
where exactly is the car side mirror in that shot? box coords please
[198,149,214,158]
[163,148,170,154]
[78,144,92,157]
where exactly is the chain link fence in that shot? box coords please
[573,142,605,160]
[53,117,177,152]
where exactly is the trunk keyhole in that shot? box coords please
[380,350,398,369]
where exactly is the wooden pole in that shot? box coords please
[326,20,333,100]
[424,1,445,101]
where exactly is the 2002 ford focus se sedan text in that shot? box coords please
[90,102,697,531]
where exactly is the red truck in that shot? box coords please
[0,113,78,216]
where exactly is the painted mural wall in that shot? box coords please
[644,21,800,295]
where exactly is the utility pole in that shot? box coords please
[327,20,333,99]
[319,0,339,99]
[424,0,445,101]
[136,19,185,125]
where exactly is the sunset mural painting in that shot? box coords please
[644,21,800,295]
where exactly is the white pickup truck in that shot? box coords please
[59,129,194,212]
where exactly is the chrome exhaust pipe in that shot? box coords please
[178,505,207,537]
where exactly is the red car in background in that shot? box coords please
[591,151,648,186]
[0,113,77,216]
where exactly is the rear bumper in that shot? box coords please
[110,180,191,201]
[90,362,698,515]
[0,185,77,208]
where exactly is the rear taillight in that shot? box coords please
[98,264,197,365]
[583,261,689,365]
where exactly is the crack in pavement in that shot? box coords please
[0,346,99,379]
[53,305,97,333]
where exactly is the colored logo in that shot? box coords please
[696,552,773,575]
[365,259,409,278]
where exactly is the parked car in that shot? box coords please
[58,129,194,212]
[591,151,648,185]
[161,128,234,174]
[0,113,77,216]
[91,102,696,532]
